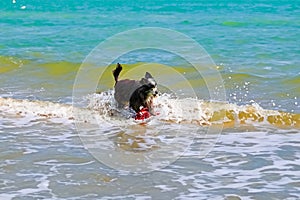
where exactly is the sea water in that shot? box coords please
[0,1,300,199]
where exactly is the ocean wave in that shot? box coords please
[1,91,299,129]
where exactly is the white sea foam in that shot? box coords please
[0,90,299,129]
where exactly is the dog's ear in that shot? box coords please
[145,72,153,79]
[140,78,148,85]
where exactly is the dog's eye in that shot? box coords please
[149,84,156,88]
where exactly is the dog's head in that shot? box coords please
[129,72,159,113]
[140,72,158,98]
[140,72,158,97]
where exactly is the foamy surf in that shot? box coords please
[0,91,299,129]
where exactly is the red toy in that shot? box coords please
[134,107,151,120]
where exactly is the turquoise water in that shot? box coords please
[1,0,299,111]
[1,1,300,199]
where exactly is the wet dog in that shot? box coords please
[113,63,158,114]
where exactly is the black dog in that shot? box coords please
[113,63,158,113]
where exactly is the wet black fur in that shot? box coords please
[129,83,156,113]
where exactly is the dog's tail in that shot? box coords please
[113,63,122,84]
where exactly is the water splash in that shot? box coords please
[1,91,299,129]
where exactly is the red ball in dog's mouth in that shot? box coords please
[134,107,151,120]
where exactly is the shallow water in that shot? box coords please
[1,113,300,199]
[1,92,300,199]
[1,0,300,199]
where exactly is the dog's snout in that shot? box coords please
[153,90,159,96]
